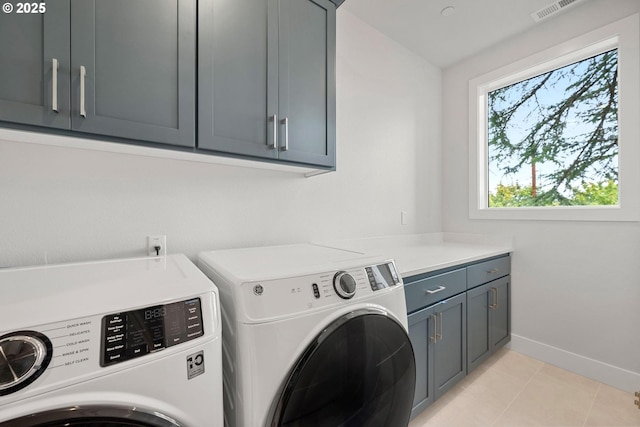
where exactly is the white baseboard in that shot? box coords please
[508,334,640,393]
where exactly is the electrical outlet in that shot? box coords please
[401,211,408,225]
[148,235,167,257]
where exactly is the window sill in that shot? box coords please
[470,205,639,222]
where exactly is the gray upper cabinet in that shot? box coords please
[199,0,336,168]
[198,0,278,160]
[71,0,196,147]
[0,0,70,129]
[0,0,196,147]
[277,0,336,166]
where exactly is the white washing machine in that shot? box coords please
[0,254,223,426]
[197,243,415,427]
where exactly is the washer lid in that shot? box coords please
[0,254,216,332]
[198,243,382,284]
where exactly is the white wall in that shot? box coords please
[0,10,442,268]
[442,0,640,391]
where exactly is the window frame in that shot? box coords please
[469,14,640,221]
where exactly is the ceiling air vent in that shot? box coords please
[530,0,585,23]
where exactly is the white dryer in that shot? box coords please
[0,254,223,426]
[197,244,415,427]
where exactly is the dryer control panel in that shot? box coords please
[101,298,203,366]
[241,260,403,323]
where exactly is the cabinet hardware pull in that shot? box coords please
[489,287,498,309]
[79,65,86,118]
[430,314,437,343]
[437,312,443,341]
[487,268,500,274]
[52,58,59,113]
[269,115,277,149]
[425,285,446,294]
[280,117,289,151]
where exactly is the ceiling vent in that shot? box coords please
[530,0,585,23]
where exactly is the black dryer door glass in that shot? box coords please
[271,312,416,427]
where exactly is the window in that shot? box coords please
[469,14,640,221]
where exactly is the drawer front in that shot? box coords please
[405,268,466,313]
[467,256,510,289]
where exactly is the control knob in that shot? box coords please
[333,271,357,299]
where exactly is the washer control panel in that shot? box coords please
[101,298,203,367]
[365,262,401,292]
[242,260,403,322]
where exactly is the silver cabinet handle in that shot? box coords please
[425,285,446,295]
[430,314,437,343]
[79,65,86,118]
[487,268,500,274]
[437,312,443,341]
[489,287,498,309]
[269,114,277,149]
[280,117,289,151]
[52,58,59,112]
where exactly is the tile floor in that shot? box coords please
[408,348,640,427]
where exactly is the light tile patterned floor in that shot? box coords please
[408,348,640,427]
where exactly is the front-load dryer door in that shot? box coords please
[0,405,181,427]
[269,309,416,427]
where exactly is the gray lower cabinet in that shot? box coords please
[433,293,467,398]
[198,0,336,167]
[467,275,511,373]
[407,284,467,418]
[407,254,511,420]
[0,0,196,147]
[408,304,436,414]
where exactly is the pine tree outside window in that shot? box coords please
[488,49,618,208]
[468,14,640,221]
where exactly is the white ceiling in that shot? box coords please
[341,0,588,68]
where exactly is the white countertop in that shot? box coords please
[317,233,513,277]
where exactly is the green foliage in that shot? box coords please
[489,180,618,207]
[572,179,618,205]
[487,49,619,198]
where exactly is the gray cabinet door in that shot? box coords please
[278,0,336,167]
[467,282,492,373]
[491,276,511,350]
[0,1,70,129]
[408,304,436,419]
[433,293,467,399]
[70,0,196,147]
[467,277,511,374]
[198,0,279,159]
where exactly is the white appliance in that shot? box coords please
[0,254,223,426]
[197,243,415,427]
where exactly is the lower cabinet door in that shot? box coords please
[491,276,511,350]
[433,293,467,399]
[467,276,511,374]
[408,304,436,418]
[467,282,492,373]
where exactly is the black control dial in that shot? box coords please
[0,331,52,396]
[333,271,357,299]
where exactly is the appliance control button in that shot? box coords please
[333,271,357,299]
